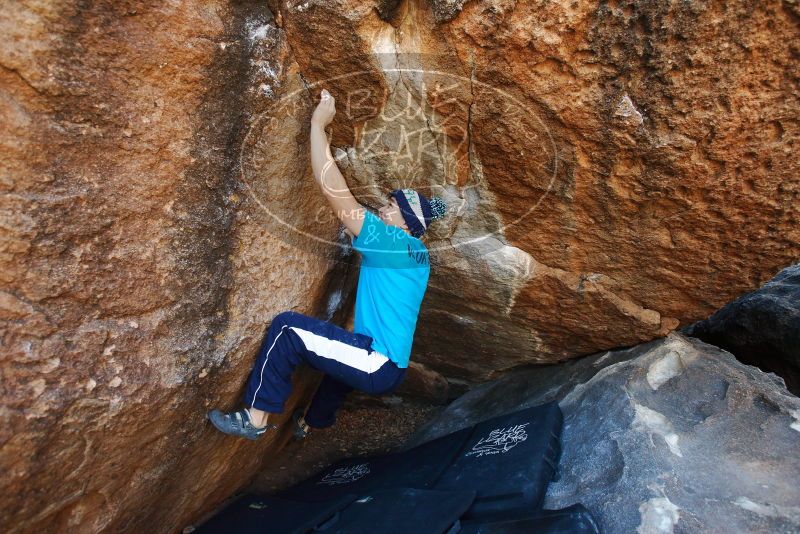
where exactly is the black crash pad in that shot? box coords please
[195,493,356,534]
[280,426,472,502]
[453,503,600,534]
[434,401,563,518]
[313,488,476,534]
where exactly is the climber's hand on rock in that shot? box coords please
[311,89,336,128]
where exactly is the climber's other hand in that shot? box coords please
[311,89,336,128]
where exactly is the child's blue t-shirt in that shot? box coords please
[351,209,430,368]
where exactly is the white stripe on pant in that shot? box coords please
[250,324,389,408]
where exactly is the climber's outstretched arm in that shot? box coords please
[310,89,365,237]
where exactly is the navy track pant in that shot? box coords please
[243,311,407,429]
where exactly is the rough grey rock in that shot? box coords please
[408,333,800,534]
[684,263,800,394]
[375,0,403,21]
[428,0,471,23]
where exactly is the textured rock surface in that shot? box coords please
[261,0,800,381]
[684,263,800,394]
[409,0,800,379]
[2,0,799,532]
[409,333,800,533]
[0,2,350,532]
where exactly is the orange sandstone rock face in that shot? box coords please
[0,2,342,532]
[267,0,798,379]
[1,0,798,531]
[426,0,800,376]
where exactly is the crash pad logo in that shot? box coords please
[465,423,530,458]
[318,463,371,485]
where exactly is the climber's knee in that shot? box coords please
[272,310,298,325]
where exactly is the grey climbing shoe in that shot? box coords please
[208,408,276,441]
[292,408,311,440]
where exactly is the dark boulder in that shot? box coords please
[409,333,800,534]
[683,264,800,394]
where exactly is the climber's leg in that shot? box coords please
[304,375,355,429]
[242,311,313,415]
[301,359,407,430]
[242,311,406,418]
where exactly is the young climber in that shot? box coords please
[208,88,447,440]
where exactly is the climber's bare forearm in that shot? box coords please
[310,122,364,235]
[310,123,347,196]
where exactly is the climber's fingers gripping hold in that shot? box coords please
[311,88,336,128]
